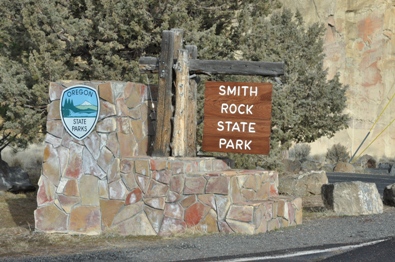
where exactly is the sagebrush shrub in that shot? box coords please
[326,143,350,164]
[289,144,311,161]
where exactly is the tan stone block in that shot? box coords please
[58,195,80,213]
[96,117,116,132]
[47,100,60,120]
[159,217,186,236]
[108,179,128,200]
[199,209,219,233]
[226,219,255,234]
[98,82,114,103]
[98,179,109,199]
[84,132,101,160]
[42,159,60,187]
[241,189,255,201]
[120,159,134,173]
[227,205,254,223]
[131,120,145,141]
[121,173,137,190]
[46,120,64,138]
[267,218,280,232]
[106,132,119,156]
[112,202,143,225]
[199,159,212,172]
[115,212,156,236]
[80,175,99,206]
[135,159,150,176]
[292,197,303,211]
[99,101,116,120]
[37,176,56,206]
[108,158,121,183]
[244,175,257,190]
[49,82,63,101]
[256,220,267,234]
[150,158,167,171]
[98,146,114,172]
[295,208,303,225]
[129,105,141,119]
[153,170,171,184]
[63,179,79,197]
[184,176,206,194]
[206,176,229,194]
[82,148,106,180]
[181,195,197,208]
[100,199,123,228]
[230,177,244,203]
[146,180,169,197]
[125,83,144,108]
[69,206,101,235]
[256,182,270,200]
[116,97,129,116]
[136,175,150,193]
[35,203,68,233]
[198,194,216,209]
[144,197,166,209]
[164,203,183,220]
[144,206,164,233]
[272,202,278,218]
[170,175,184,193]
[277,199,289,220]
[215,195,231,221]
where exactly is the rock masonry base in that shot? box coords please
[35,81,302,236]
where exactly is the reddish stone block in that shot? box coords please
[218,221,234,233]
[269,182,278,196]
[185,202,206,226]
[184,176,206,195]
[125,188,142,205]
[206,176,229,194]
[169,161,184,174]
[184,161,199,173]
[69,206,101,235]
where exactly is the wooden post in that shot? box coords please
[185,45,198,157]
[172,49,190,156]
[152,29,183,156]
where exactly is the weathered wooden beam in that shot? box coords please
[172,49,190,156]
[139,57,284,76]
[185,45,198,157]
[152,29,183,156]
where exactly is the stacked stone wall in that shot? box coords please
[35,81,302,236]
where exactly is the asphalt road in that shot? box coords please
[326,172,395,195]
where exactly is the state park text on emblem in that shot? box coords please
[60,85,100,140]
[202,81,273,155]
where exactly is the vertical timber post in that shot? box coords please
[152,29,183,156]
[172,49,190,156]
[185,45,198,156]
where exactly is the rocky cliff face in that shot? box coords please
[280,0,395,160]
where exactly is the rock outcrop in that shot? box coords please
[279,171,328,197]
[280,0,395,158]
[0,159,36,193]
[383,184,395,206]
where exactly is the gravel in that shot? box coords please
[5,206,395,262]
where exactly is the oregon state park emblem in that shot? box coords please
[60,85,100,140]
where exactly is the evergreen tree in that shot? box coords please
[0,1,348,169]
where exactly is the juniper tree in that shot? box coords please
[0,1,348,169]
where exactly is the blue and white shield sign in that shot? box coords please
[60,85,100,140]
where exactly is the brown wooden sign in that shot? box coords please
[202,81,272,154]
